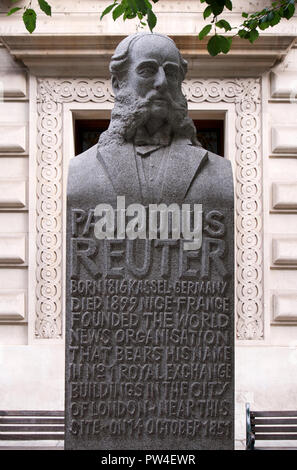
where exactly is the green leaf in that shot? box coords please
[249,29,259,43]
[198,24,212,40]
[220,36,232,54]
[270,12,281,26]
[259,21,269,30]
[248,19,259,29]
[100,3,117,20]
[278,7,284,17]
[144,0,152,8]
[38,0,51,16]
[215,19,231,31]
[147,8,157,31]
[207,35,222,56]
[127,0,137,13]
[7,7,22,15]
[211,3,224,16]
[238,29,248,38]
[203,5,212,19]
[135,0,148,14]
[242,12,249,18]
[225,0,232,11]
[123,8,136,20]
[23,8,37,33]
[112,3,125,20]
[283,3,295,20]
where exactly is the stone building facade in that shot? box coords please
[0,0,297,449]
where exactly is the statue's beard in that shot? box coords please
[99,84,200,147]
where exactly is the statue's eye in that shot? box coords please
[165,66,178,79]
[166,70,175,78]
[137,65,157,77]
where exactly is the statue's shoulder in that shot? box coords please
[207,149,231,165]
[67,144,99,201]
[191,145,232,175]
[190,147,233,204]
[68,144,98,174]
[207,149,232,174]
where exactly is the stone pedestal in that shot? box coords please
[65,32,234,450]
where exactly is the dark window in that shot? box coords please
[75,119,224,157]
[75,120,110,156]
[194,120,224,157]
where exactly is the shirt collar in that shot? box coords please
[135,144,166,157]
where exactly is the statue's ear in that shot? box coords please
[112,76,120,95]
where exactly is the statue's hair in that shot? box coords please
[109,32,188,83]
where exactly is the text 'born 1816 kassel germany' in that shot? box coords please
[65,32,234,450]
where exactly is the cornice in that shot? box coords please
[1,34,295,77]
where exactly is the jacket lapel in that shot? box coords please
[160,139,208,203]
[96,139,208,205]
[96,142,142,204]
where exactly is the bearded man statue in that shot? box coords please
[68,32,233,208]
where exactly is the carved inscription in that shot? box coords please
[66,208,234,448]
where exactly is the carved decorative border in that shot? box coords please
[183,79,263,341]
[36,78,263,340]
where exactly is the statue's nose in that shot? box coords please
[154,67,167,92]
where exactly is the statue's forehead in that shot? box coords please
[129,35,180,65]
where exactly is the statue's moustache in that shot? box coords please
[141,90,185,111]
[115,84,186,112]
[145,91,170,102]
